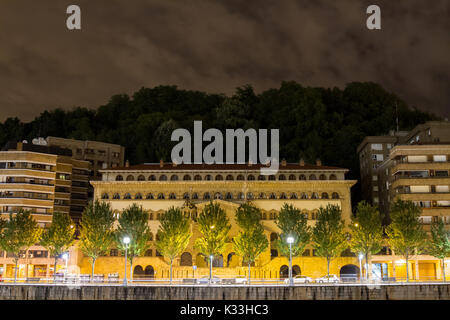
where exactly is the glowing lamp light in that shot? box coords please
[358,254,364,260]
[286,236,295,244]
[123,236,131,244]
[396,259,406,265]
[62,253,69,260]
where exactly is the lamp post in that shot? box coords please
[287,236,294,286]
[62,253,69,282]
[358,253,364,283]
[123,236,130,286]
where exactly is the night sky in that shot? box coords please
[0,0,448,121]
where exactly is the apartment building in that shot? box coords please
[0,141,90,224]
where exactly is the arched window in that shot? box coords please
[146,193,154,200]
[194,175,202,181]
[330,174,337,180]
[214,192,222,199]
[115,175,123,181]
[247,192,254,200]
[180,252,193,266]
[159,175,167,181]
[238,192,245,200]
[299,174,306,180]
[101,193,109,199]
[192,193,199,200]
[269,193,276,199]
[278,174,286,180]
[270,233,278,241]
[169,193,176,199]
[215,175,223,181]
[126,175,134,181]
[205,174,212,181]
[271,249,278,259]
[258,192,266,199]
[183,193,190,199]
[157,193,165,199]
[237,175,244,181]
[309,174,317,180]
[303,211,309,219]
[311,192,319,199]
[137,175,145,181]
[183,174,191,181]
[170,175,178,181]
[300,192,308,199]
[257,175,266,181]
[332,192,340,199]
[149,212,154,220]
[268,175,276,180]
[124,193,131,199]
[149,175,156,181]
[113,193,120,199]
[135,193,142,199]
[247,175,255,181]
[289,174,296,181]
[290,193,298,199]
[319,174,326,180]
[280,192,287,199]
[225,192,233,200]
[321,192,329,199]
[144,249,153,257]
[262,212,267,219]
[226,175,234,181]
[203,192,211,200]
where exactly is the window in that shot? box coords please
[226,175,234,181]
[135,193,142,199]
[183,175,191,181]
[124,193,131,199]
[372,154,384,161]
[205,175,212,181]
[146,193,154,200]
[436,185,449,193]
[410,185,430,193]
[373,186,378,191]
[332,192,339,199]
[321,192,329,199]
[247,175,255,181]
[215,175,223,181]
[408,155,427,163]
[157,193,165,199]
[101,193,109,199]
[257,175,266,181]
[237,175,244,181]
[159,175,167,181]
[149,175,156,181]
[311,192,319,199]
[183,193,190,199]
[278,174,286,180]
[170,175,178,181]
[371,144,383,150]
[203,193,211,200]
[194,175,202,181]
[372,175,378,181]
[299,174,306,180]
[126,175,134,181]
[309,174,316,180]
[225,192,233,200]
[288,174,296,181]
[387,144,392,149]
[433,155,447,162]
[137,175,145,181]
[169,193,176,199]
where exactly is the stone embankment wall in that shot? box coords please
[0,284,449,300]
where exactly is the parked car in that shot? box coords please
[197,276,221,284]
[284,275,313,284]
[316,274,340,283]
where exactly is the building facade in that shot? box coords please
[85,160,359,280]
[0,141,89,279]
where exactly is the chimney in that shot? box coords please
[316,159,322,166]
[299,158,305,166]
[160,159,164,168]
[281,159,287,167]
[125,160,129,168]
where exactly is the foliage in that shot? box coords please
[275,203,310,257]
[233,203,268,265]
[79,201,116,277]
[429,218,450,260]
[311,204,347,276]
[115,203,153,265]
[40,211,75,258]
[194,202,231,261]
[349,201,384,258]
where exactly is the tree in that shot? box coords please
[0,210,42,282]
[233,203,268,284]
[311,204,347,277]
[116,204,153,281]
[349,201,384,280]
[429,219,450,282]
[195,202,231,281]
[40,212,76,282]
[275,203,311,258]
[385,199,426,282]
[155,207,192,284]
[79,201,116,281]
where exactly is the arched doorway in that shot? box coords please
[133,265,144,278]
[340,264,360,281]
[280,265,289,279]
[293,265,301,276]
[145,265,155,279]
[213,254,223,267]
[180,252,193,266]
[227,252,236,267]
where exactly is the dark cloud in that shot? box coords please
[0,0,448,121]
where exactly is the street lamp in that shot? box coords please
[123,236,131,286]
[286,236,295,286]
[62,253,69,281]
[358,253,364,283]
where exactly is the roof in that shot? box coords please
[101,162,348,172]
